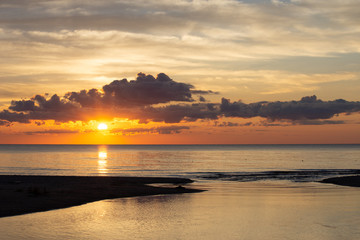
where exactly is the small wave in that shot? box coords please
[193,169,360,182]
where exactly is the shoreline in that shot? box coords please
[0,175,204,218]
[2,174,359,218]
[320,175,360,188]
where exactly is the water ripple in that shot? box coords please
[193,169,360,182]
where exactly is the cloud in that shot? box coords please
[191,90,219,95]
[24,129,79,135]
[6,94,84,123]
[215,121,253,127]
[221,95,360,121]
[293,120,346,125]
[0,109,30,124]
[0,120,11,126]
[257,120,287,127]
[217,121,239,127]
[257,119,347,127]
[2,0,359,57]
[0,73,359,126]
[139,103,219,123]
[111,125,190,135]
[0,73,218,124]
[220,98,261,118]
[65,73,214,109]
[103,73,193,105]
[1,0,360,106]
[65,72,195,108]
[11,94,77,113]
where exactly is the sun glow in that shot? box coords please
[97,123,108,130]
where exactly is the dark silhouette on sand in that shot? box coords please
[0,175,203,218]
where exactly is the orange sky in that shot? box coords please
[0,113,359,144]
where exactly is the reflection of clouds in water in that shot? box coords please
[98,146,108,174]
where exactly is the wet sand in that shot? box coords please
[320,175,360,187]
[0,175,203,218]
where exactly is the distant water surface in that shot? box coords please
[1,144,360,239]
[0,144,359,181]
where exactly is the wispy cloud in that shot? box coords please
[24,129,79,135]
[293,120,346,125]
[111,125,190,135]
[215,121,253,127]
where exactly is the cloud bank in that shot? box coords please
[0,73,359,127]
[220,95,360,121]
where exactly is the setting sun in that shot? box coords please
[97,123,108,130]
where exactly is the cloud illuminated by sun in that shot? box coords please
[97,123,108,130]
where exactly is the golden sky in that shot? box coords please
[0,0,359,144]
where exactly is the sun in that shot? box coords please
[97,123,108,130]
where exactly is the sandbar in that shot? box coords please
[0,175,203,218]
[320,175,360,187]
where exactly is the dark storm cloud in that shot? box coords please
[111,126,190,135]
[0,72,360,126]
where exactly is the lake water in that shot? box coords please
[1,144,360,239]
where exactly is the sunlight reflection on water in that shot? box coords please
[97,146,108,174]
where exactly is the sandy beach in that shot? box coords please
[0,175,203,218]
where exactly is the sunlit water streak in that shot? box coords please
[0,144,360,239]
[0,144,359,179]
[97,145,108,174]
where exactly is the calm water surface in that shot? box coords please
[0,144,359,177]
[1,145,360,239]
